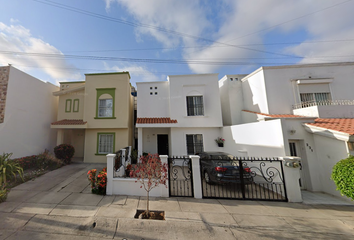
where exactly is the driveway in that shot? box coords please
[1,162,354,239]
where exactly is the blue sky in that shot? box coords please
[1,0,354,86]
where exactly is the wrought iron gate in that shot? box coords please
[168,157,194,197]
[200,157,287,201]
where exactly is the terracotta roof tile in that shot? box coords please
[51,119,87,125]
[242,110,307,118]
[136,117,178,124]
[306,118,354,135]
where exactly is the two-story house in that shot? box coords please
[0,65,59,158]
[136,74,223,156]
[51,72,134,163]
[219,62,354,200]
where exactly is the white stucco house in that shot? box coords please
[0,65,59,158]
[219,62,354,200]
[136,74,224,156]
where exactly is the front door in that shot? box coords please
[289,140,307,190]
[157,134,169,155]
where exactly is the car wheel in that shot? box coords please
[204,171,213,184]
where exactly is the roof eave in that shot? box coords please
[303,123,352,141]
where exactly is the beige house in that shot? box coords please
[51,72,134,163]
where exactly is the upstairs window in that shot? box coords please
[96,88,116,119]
[298,83,331,107]
[186,96,204,116]
[98,99,113,117]
[186,134,204,155]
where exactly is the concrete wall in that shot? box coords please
[219,74,246,125]
[170,127,222,156]
[57,88,85,120]
[241,70,269,114]
[137,81,170,118]
[169,74,223,128]
[221,119,286,157]
[84,73,131,129]
[84,128,130,163]
[263,63,354,115]
[0,66,59,158]
[312,134,351,199]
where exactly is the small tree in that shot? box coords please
[130,153,168,217]
[331,155,354,200]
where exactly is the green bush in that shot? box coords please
[54,144,75,164]
[0,185,8,203]
[0,153,24,187]
[331,155,354,200]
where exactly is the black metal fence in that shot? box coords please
[200,157,287,201]
[168,157,194,197]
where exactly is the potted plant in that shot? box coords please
[215,137,225,147]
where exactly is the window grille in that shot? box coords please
[186,96,204,116]
[186,134,204,154]
[98,99,113,117]
[98,134,114,154]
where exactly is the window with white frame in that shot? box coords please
[186,96,204,116]
[98,99,113,117]
[98,133,114,154]
[186,134,204,154]
[298,83,331,107]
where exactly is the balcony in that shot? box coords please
[292,100,354,118]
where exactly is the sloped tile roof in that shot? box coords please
[136,117,178,124]
[243,110,307,118]
[306,118,354,135]
[51,119,87,125]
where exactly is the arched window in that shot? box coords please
[96,88,116,118]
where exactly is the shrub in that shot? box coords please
[13,151,63,171]
[0,184,8,203]
[0,153,24,187]
[331,155,354,200]
[87,168,107,195]
[54,144,75,164]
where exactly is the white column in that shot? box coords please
[138,128,143,158]
[57,129,64,145]
[280,157,302,202]
[190,155,202,199]
[159,155,169,198]
[106,153,116,195]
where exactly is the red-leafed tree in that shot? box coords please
[130,153,168,217]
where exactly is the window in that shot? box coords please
[65,99,72,112]
[289,142,297,156]
[73,99,79,112]
[186,96,204,116]
[298,83,331,107]
[230,78,233,81]
[95,88,115,119]
[97,133,115,154]
[98,99,113,117]
[186,134,204,154]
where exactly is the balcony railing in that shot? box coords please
[292,100,354,109]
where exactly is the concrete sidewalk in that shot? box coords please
[1,163,354,240]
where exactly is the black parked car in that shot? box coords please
[197,152,253,184]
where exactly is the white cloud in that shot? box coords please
[109,0,354,73]
[103,62,162,86]
[0,22,80,81]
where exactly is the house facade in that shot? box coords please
[136,74,223,156]
[219,62,354,200]
[51,72,134,163]
[0,65,59,158]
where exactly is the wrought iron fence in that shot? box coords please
[168,157,194,197]
[200,157,287,201]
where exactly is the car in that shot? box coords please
[197,152,253,184]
